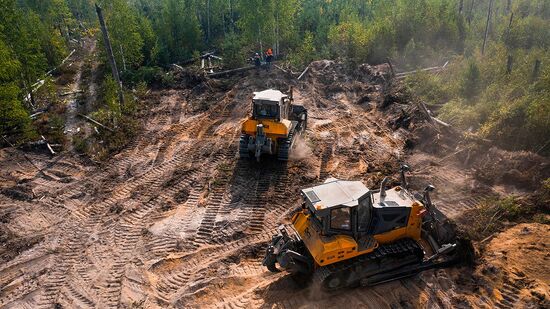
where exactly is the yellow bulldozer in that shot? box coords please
[239,88,307,161]
[263,165,469,289]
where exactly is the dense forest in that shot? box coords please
[0,0,549,154]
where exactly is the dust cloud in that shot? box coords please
[289,135,313,160]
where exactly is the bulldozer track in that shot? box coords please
[155,232,273,302]
[319,141,333,180]
[154,161,295,303]
[96,143,231,308]
[246,172,272,234]
[215,282,269,309]
[494,279,522,309]
[155,181,293,302]
[32,142,200,308]
[193,149,236,244]
[63,282,96,308]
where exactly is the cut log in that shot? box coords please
[274,64,290,74]
[61,90,83,96]
[41,136,56,155]
[297,66,310,80]
[432,117,451,128]
[171,64,184,71]
[77,114,114,132]
[207,65,255,78]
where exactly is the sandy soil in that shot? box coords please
[0,61,548,309]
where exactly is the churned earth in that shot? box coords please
[1,60,548,309]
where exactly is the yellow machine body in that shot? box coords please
[291,187,424,267]
[239,89,307,161]
[241,118,292,141]
[263,174,462,290]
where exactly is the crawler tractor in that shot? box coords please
[263,165,468,290]
[239,88,307,161]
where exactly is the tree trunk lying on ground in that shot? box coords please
[207,65,255,78]
[77,113,114,132]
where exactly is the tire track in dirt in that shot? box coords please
[86,141,232,307]
[93,142,224,308]
[493,278,523,309]
[154,160,293,304]
[193,149,235,245]
[32,142,199,308]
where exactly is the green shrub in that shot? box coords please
[289,31,316,68]
[460,61,481,100]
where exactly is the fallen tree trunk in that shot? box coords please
[432,116,451,128]
[418,102,453,132]
[77,114,114,132]
[29,111,44,119]
[46,49,76,76]
[275,64,300,75]
[395,61,449,79]
[61,90,83,96]
[41,136,56,155]
[274,64,290,74]
[207,65,255,78]
[297,66,310,80]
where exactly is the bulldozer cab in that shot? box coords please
[300,178,415,239]
[252,89,291,121]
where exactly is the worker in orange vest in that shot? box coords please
[265,48,273,71]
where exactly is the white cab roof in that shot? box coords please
[301,178,369,210]
[253,89,287,102]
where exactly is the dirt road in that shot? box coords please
[1,61,548,308]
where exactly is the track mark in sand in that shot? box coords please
[194,151,234,244]
[246,172,271,233]
[494,279,522,309]
[99,222,143,308]
[97,144,213,308]
[170,96,186,124]
[319,141,333,180]
[435,193,494,218]
[155,233,275,302]
[156,161,293,304]
[33,144,196,308]
[0,276,40,308]
[216,286,266,309]
[71,144,227,306]
[144,236,180,259]
[227,260,265,278]
[63,283,96,308]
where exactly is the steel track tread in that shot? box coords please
[311,238,423,290]
[277,130,294,161]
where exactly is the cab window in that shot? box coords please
[254,100,279,118]
[330,207,351,230]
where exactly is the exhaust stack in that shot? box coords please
[423,185,435,209]
[400,164,410,189]
[380,177,389,202]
